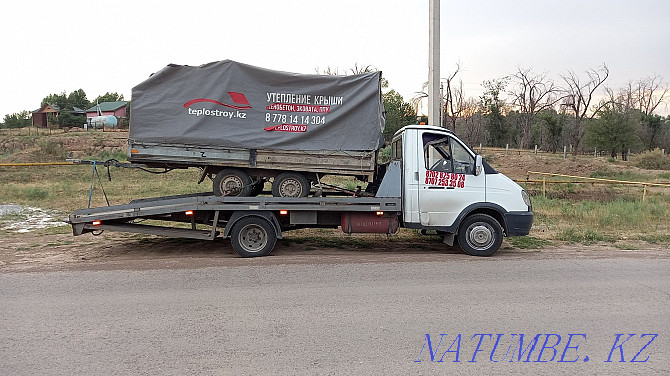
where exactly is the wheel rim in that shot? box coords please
[278,178,303,197]
[466,222,495,251]
[219,175,244,196]
[238,224,268,252]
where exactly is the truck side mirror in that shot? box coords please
[475,155,483,176]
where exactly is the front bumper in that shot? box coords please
[504,211,534,236]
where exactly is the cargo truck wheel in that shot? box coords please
[272,172,311,197]
[213,169,253,196]
[457,214,503,257]
[230,217,276,257]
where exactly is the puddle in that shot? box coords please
[0,204,67,233]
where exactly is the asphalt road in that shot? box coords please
[1,257,668,375]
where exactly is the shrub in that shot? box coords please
[632,149,670,170]
[26,188,49,200]
[37,140,68,161]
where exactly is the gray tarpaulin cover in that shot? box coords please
[130,60,385,151]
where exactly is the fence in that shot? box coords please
[523,171,670,201]
[0,127,128,136]
[478,144,665,159]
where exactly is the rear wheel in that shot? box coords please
[213,168,252,197]
[272,172,311,197]
[457,213,503,256]
[230,217,276,257]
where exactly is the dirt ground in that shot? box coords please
[1,228,668,273]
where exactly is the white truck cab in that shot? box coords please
[384,125,533,256]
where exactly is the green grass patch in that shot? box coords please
[558,228,617,245]
[590,169,650,182]
[0,212,28,223]
[613,242,640,250]
[530,194,670,244]
[98,150,127,161]
[507,236,552,249]
[0,165,203,212]
[25,187,49,200]
[37,225,72,235]
[638,233,670,244]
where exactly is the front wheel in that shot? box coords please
[457,213,503,256]
[230,217,277,257]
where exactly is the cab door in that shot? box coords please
[417,131,485,228]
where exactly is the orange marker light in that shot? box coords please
[185,210,194,216]
[130,149,139,154]
[279,210,289,215]
[376,211,384,216]
[92,220,101,226]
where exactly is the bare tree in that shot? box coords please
[348,63,374,75]
[459,97,486,146]
[411,63,466,131]
[634,75,668,115]
[508,68,561,149]
[560,64,609,152]
[442,63,466,131]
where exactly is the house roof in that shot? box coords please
[32,103,60,113]
[86,101,129,112]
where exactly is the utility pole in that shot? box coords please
[428,0,441,127]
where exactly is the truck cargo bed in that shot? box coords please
[128,141,377,180]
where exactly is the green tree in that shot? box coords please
[68,89,91,110]
[641,113,667,150]
[382,89,416,142]
[94,92,124,103]
[481,79,509,147]
[584,103,642,159]
[41,92,69,110]
[56,111,85,127]
[537,109,567,153]
[2,111,32,128]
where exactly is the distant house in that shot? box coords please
[31,103,60,128]
[85,101,129,120]
[32,104,88,127]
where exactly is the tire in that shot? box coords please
[230,216,277,257]
[457,213,503,256]
[213,169,252,197]
[249,177,265,197]
[272,172,311,197]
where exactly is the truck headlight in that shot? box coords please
[521,190,532,209]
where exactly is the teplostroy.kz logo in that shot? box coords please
[184,92,251,119]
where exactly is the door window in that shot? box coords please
[422,133,474,174]
[423,135,452,172]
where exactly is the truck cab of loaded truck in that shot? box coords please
[381,125,533,256]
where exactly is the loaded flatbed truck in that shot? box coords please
[68,125,534,257]
[128,60,384,197]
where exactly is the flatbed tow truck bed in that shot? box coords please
[68,193,402,256]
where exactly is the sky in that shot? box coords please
[1,0,669,120]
